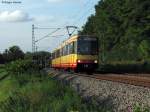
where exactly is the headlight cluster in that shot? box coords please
[77,60,81,63]
[94,60,98,63]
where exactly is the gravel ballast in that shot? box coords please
[47,69,150,112]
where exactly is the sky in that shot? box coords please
[0,0,100,52]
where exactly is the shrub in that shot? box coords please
[6,59,40,75]
[98,61,150,73]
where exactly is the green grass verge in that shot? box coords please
[0,70,110,112]
[0,76,18,102]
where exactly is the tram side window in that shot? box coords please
[59,48,62,57]
[64,45,68,55]
[52,53,55,59]
[56,50,58,58]
[56,50,60,58]
[54,52,56,59]
[67,44,69,55]
[73,41,77,54]
[69,41,77,54]
[58,49,61,57]
[69,43,73,54]
[73,41,77,53]
[58,50,60,57]
[62,47,65,56]
[55,51,57,58]
[51,53,53,59]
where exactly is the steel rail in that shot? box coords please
[75,73,150,88]
[48,69,150,88]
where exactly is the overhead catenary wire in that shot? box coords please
[72,5,95,26]
[34,27,62,30]
[61,0,92,27]
[72,0,92,19]
[35,28,61,42]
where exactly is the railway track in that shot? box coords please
[47,68,150,88]
[75,73,150,88]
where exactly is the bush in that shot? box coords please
[6,59,40,75]
[98,61,150,73]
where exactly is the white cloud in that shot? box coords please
[0,10,33,22]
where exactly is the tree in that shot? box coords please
[3,46,24,63]
[79,0,150,62]
[32,51,51,68]
[0,53,4,64]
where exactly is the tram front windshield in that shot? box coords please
[77,37,98,55]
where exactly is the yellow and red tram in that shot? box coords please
[51,35,98,71]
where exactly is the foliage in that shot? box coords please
[5,59,40,75]
[98,61,150,73]
[0,76,17,102]
[32,51,51,68]
[0,54,5,64]
[133,104,150,112]
[0,70,106,112]
[3,46,24,63]
[80,0,150,63]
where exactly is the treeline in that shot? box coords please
[0,46,24,64]
[80,0,150,63]
[0,46,51,66]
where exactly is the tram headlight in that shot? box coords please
[77,60,81,63]
[94,60,98,63]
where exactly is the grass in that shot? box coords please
[0,76,18,102]
[0,65,7,79]
[0,69,109,112]
[0,67,12,102]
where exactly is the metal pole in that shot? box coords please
[36,46,38,52]
[32,24,35,53]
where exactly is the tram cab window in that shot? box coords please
[77,37,98,55]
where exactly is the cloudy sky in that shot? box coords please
[0,0,99,52]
